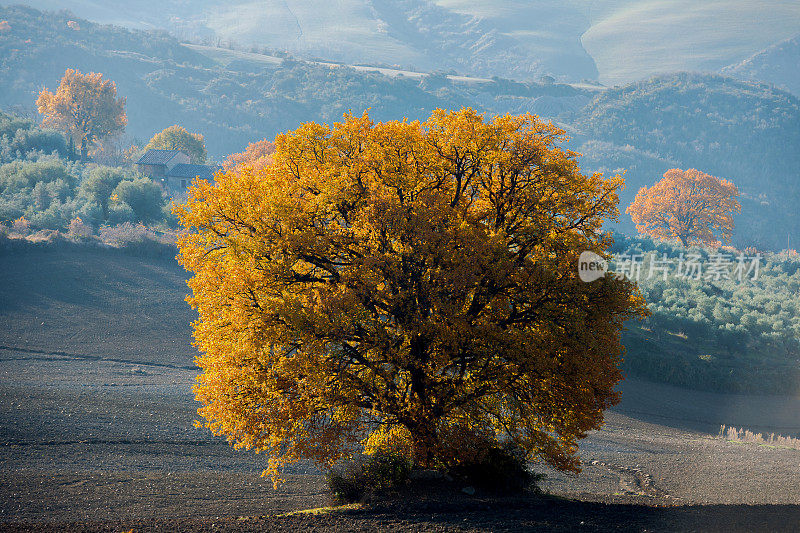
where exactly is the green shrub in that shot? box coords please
[112,178,164,223]
[0,159,76,192]
[75,201,103,227]
[107,201,135,224]
[79,166,131,218]
[327,450,412,503]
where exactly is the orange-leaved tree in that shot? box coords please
[37,69,126,160]
[626,168,740,246]
[175,108,647,484]
[223,138,275,172]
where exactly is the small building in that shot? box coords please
[165,163,221,190]
[136,149,220,191]
[135,149,189,179]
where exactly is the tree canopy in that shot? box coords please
[36,69,126,160]
[223,138,275,172]
[144,124,207,164]
[175,108,647,484]
[626,168,740,246]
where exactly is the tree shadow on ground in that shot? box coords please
[5,495,800,532]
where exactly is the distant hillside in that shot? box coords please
[0,0,599,82]
[722,34,800,97]
[4,0,800,85]
[3,7,800,249]
[0,6,593,159]
[580,0,800,86]
[572,73,800,250]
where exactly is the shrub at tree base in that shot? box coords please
[448,441,542,494]
[327,450,413,503]
[175,108,648,486]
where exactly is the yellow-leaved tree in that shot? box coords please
[36,69,126,161]
[144,125,207,164]
[175,109,647,484]
[626,168,740,246]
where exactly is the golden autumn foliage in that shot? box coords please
[36,69,126,160]
[223,138,276,172]
[175,108,647,485]
[144,125,207,164]
[626,168,740,246]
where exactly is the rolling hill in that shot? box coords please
[2,6,800,250]
[579,0,800,86]
[722,33,800,97]
[3,0,800,85]
[571,72,800,249]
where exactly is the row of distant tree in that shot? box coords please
[5,68,748,252]
[0,68,232,233]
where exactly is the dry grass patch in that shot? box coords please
[718,425,800,449]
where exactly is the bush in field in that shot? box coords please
[67,216,92,239]
[74,200,103,227]
[0,159,81,229]
[10,215,29,236]
[26,198,77,229]
[0,193,27,221]
[0,159,76,193]
[448,442,539,494]
[1,128,70,162]
[327,451,413,503]
[99,222,151,246]
[112,178,164,223]
[79,166,130,219]
[0,111,71,163]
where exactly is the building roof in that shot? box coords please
[166,163,220,181]
[136,149,185,165]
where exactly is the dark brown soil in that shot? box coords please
[3,249,800,531]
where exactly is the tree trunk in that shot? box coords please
[407,418,439,468]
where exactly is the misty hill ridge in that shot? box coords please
[572,72,800,249]
[3,0,800,84]
[722,34,800,97]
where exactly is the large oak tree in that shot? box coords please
[176,109,647,483]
